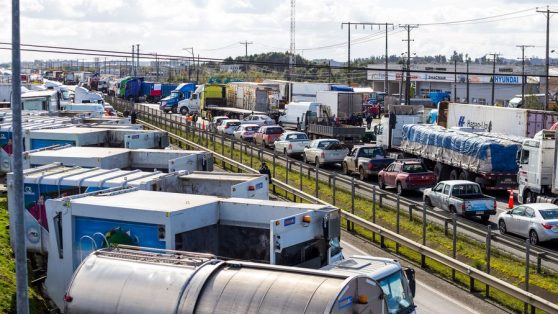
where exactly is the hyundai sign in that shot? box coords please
[493,76,521,84]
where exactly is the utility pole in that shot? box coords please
[11,0,29,312]
[136,44,140,76]
[341,22,352,85]
[465,54,470,103]
[537,6,557,111]
[453,51,458,102]
[328,60,332,83]
[487,53,500,106]
[399,24,418,105]
[516,45,534,106]
[289,0,296,80]
[132,45,136,76]
[240,41,253,72]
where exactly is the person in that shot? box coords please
[123,108,130,117]
[130,110,137,124]
[259,162,271,182]
[366,114,373,129]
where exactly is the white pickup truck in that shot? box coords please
[303,139,349,166]
[423,180,497,222]
[274,131,310,157]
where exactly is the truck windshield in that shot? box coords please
[378,271,413,314]
[360,147,384,158]
[170,91,181,98]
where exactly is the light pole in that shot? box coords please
[453,51,458,102]
[487,53,500,106]
[516,45,534,106]
[465,54,470,104]
[183,47,194,82]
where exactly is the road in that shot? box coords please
[341,232,511,314]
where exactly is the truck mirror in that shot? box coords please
[516,150,521,163]
[404,268,416,298]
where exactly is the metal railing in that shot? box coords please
[110,97,558,314]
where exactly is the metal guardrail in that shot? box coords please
[124,99,558,270]
[111,97,558,313]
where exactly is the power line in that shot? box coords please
[417,7,537,26]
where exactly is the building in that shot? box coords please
[367,63,543,106]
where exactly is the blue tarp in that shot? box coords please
[330,85,354,92]
[402,124,520,173]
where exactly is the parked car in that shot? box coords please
[378,159,437,195]
[242,114,274,127]
[217,119,241,135]
[497,203,558,245]
[303,139,348,166]
[210,115,229,131]
[254,125,284,148]
[423,180,496,222]
[274,131,310,157]
[233,124,260,141]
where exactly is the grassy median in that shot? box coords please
[140,113,558,313]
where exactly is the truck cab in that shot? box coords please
[517,130,555,204]
[159,83,196,114]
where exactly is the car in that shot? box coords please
[342,145,394,181]
[233,124,260,141]
[378,160,437,195]
[242,114,274,127]
[497,203,558,245]
[210,115,229,131]
[274,131,310,157]
[303,139,348,166]
[254,125,284,148]
[217,119,241,135]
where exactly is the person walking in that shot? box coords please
[259,162,271,183]
[366,114,373,130]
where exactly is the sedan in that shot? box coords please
[233,124,260,141]
[216,119,241,135]
[498,203,558,245]
[242,114,275,127]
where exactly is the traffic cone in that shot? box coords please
[508,190,514,209]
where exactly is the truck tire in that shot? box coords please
[449,169,460,181]
[303,154,308,163]
[171,107,178,114]
[359,167,367,181]
[424,196,433,208]
[396,182,404,196]
[342,162,350,175]
[524,190,536,204]
[459,170,473,181]
[379,177,386,190]
[315,157,320,167]
[434,162,450,181]
[480,215,490,223]
[448,205,456,214]
[180,107,189,115]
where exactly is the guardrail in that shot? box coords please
[111,97,558,313]
[118,98,558,271]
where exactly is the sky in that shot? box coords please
[0,0,556,64]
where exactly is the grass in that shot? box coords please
[137,108,558,313]
[0,197,48,313]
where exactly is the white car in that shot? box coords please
[217,119,241,135]
[233,124,260,141]
[274,131,310,156]
[242,114,274,127]
[211,116,229,131]
[497,203,558,245]
[303,139,349,166]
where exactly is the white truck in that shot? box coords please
[44,188,416,313]
[315,90,363,123]
[376,105,425,150]
[517,130,558,204]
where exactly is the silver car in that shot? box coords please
[497,203,558,245]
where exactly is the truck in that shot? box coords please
[225,81,280,113]
[516,130,558,204]
[159,83,196,113]
[141,82,177,103]
[342,145,395,181]
[190,84,227,118]
[316,91,362,123]
[62,247,395,314]
[423,180,497,222]
[375,105,425,150]
[437,102,558,138]
[507,94,546,109]
[44,188,415,313]
[73,86,107,105]
[399,124,521,190]
[8,163,265,255]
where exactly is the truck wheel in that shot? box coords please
[396,182,404,196]
[449,169,459,181]
[459,170,473,181]
[378,177,386,190]
[524,190,534,204]
[315,157,320,166]
[449,205,456,214]
[171,107,177,114]
[359,167,367,181]
[283,148,288,156]
[180,107,189,115]
[480,215,490,223]
[342,162,350,175]
[424,196,433,208]
[434,163,450,181]
[303,154,308,163]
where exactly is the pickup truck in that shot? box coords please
[423,180,497,222]
[342,145,394,181]
[303,139,349,166]
[274,131,310,157]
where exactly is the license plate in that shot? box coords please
[477,211,484,215]
[504,178,512,183]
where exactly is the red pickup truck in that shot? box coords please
[378,159,437,195]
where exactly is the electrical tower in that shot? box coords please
[289,0,296,80]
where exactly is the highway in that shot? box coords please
[341,233,510,314]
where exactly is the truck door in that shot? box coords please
[348,148,358,170]
[441,184,451,211]
[429,183,445,208]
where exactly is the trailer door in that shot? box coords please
[124,133,156,149]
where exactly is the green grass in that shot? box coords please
[136,107,558,313]
[0,197,48,313]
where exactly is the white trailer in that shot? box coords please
[441,103,558,138]
[316,91,362,122]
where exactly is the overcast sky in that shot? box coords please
[0,0,556,64]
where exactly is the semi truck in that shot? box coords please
[190,84,227,118]
[159,83,196,113]
[437,102,558,138]
[141,82,177,103]
[316,90,363,123]
[376,105,426,150]
[226,81,280,113]
[399,124,521,190]
[8,163,266,255]
[43,188,415,313]
[517,130,558,204]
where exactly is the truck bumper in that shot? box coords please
[463,209,496,217]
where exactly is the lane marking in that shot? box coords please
[341,241,483,314]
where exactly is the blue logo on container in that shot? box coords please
[256,182,263,190]
[458,116,465,127]
[284,217,295,226]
